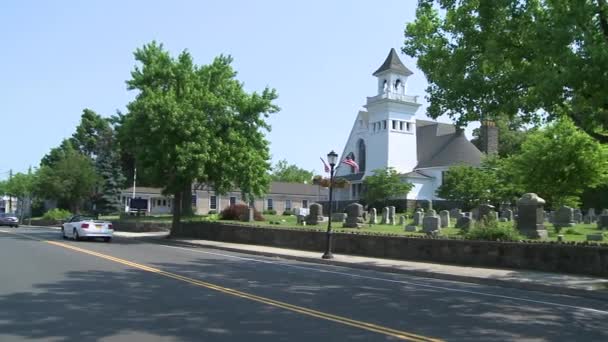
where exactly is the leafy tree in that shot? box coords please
[471,117,532,157]
[40,139,76,167]
[403,0,608,142]
[71,109,113,158]
[5,171,36,199]
[118,42,278,231]
[436,164,495,210]
[362,167,413,208]
[271,159,314,183]
[505,117,608,208]
[35,146,99,213]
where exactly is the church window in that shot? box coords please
[395,79,402,91]
[357,139,366,173]
[399,121,404,131]
[392,120,396,130]
[406,122,412,131]
[382,120,387,130]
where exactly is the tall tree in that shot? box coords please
[71,109,112,158]
[436,164,495,210]
[118,42,278,231]
[505,117,608,208]
[93,131,126,215]
[362,167,413,208]
[271,160,314,183]
[35,146,99,213]
[40,139,76,167]
[403,0,608,142]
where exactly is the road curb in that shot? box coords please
[159,238,608,302]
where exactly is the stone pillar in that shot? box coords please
[516,193,548,239]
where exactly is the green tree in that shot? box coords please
[505,117,608,208]
[271,160,314,183]
[403,0,608,142]
[93,133,126,215]
[118,42,278,231]
[35,146,99,213]
[71,109,113,158]
[436,164,495,210]
[362,167,413,208]
[40,139,76,167]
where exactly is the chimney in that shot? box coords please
[480,120,498,154]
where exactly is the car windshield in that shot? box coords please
[75,216,95,221]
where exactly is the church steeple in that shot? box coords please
[373,48,413,77]
[373,48,414,96]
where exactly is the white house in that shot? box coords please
[333,48,483,202]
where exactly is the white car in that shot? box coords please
[62,215,113,242]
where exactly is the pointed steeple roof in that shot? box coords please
[373,48,413,76]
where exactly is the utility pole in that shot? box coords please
[8,169,12,213]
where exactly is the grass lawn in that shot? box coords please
[100,213,607,242]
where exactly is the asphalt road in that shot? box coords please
[0,227,607,342]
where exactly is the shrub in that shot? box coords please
[208,210,217,215]
[465,214,521,241]
[263,209,277,215]
[564,228,583,235]
[42,208,73,221]
[220,204,264,221]
[282,210,293,216]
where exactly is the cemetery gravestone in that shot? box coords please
[554,206,575,229]
[381,207,389,225]
[388,206,396,225]
[439,210,450,228]
[516,193,548,239]
[423,210,440,233]
[455,216,472,230]
[306,203,323,225]
[331,213,347,223]
[343,203,365,228]
[368,208,377,224]
[413,211,424,226]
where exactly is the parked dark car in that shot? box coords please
[0,213,19,228]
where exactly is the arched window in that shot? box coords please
[383,80,388,92]
[357,139,366,173]
[394,79,402,92]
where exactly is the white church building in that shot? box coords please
[333,48,483,203]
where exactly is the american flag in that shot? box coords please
[320,157,330,173]
[342,157,359,173]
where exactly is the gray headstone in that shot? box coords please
[602,209,608,215]
[388,206,396,225]
[455,216,472,230]
[368,208,377,224]
[380,207,389,225]
[554,206,575,228]
[499,217,508,222]
[588,208,597,219]
[450,208,462,219]
[573,212,583,224]
[587,233,604,241]
[598,215,608,230]
[500,209,513,221]
[398,215,406,226]
[426,209,437,217]
[422,216,440,233]
[439,210,450,228]
[516,193,548,239]
[296,215,306,225]
[584,215,592,224]
[477,204,495,220]
[343,203,364,228]
[306,203,323,225]
[404,225,417,232]
[331,213,347,223]
[471,207,480,220]
[413,211,424,226]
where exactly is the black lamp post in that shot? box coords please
[322,150,338,259]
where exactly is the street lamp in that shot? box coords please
[322,150,338,259]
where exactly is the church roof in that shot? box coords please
[373,48,414,77]
[415,120,483,169]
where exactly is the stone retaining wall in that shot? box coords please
[173,221,608,277]
[29,219,169,233]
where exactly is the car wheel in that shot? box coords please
[103,237,112,243]
[73,229,80,241]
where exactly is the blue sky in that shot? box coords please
[0,0,477,179]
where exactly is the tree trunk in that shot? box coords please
[180,184,194,217]
[171,191,182,236]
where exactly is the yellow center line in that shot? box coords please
[0,230,442,342]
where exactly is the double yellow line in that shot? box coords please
[2,230,441,341]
